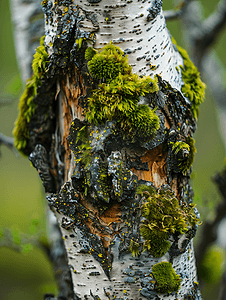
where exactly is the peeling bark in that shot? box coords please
[131,145,168,188]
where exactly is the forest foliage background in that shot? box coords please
[0,0,225,299]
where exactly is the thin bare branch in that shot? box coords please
[197,0,226,49]
[202,52,226,109]
[195,167,226,268]
[166,0,226,64]
[201,51,226,150]
[179,1,226,149]
[218,272,226,300]
[0,97,13,108]
[179,0,226,271]
[164,0,193,21]
[0,227,49,255]
[0,132,19,157]
[10,0,44,82]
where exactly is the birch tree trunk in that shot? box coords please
[13,0,205,299]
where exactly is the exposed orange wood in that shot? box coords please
[100,203,121,227]
[131,145,167,188]
[60,68,87,181]
[165,116,171,129]
[61,91,73,178]
[81,198,121,248]
[171,177,179,197]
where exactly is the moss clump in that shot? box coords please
[182,136,196,172]
[172,37,206,119]
[136,185,200,257]
[140,229,171,258]
[13,79,37,152]
[85,42,159,142]
[171,137,196,173]
[76,37,85,50]
[152,262,181,293]
[172,141,190,155]
[13,36,49,154]
[32,36,49,76]
[129,239,140,257]
[85,46,98,61]
[86,43,131,82]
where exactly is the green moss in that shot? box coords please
[129,239,140,257]
[13,79,36,152]
[76,38,84,50]
[136,184,156,198]
[85,46,98,61]
[85,43,159,142]
[140,229,171,257]
[136,185,200,257]
[13,36,49,154]
[169,137,196,173]
[75,125,92,168]
[172,141,190,154]
[32,37,49,76]
[172,37,206,119]
[152,262,181,293]
[87,42,129,82]
[183,136,196,172]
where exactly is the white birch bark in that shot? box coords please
[11,0,44,82]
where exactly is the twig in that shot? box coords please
[0,227,50,255]
[0,97,13,107]
[217,271,226,300]
[178,2,226,290]
[0,132,19,157]
[177,0,226,150]
[195,0,226,50]
[195,167,226,268]
[164,0,193,21]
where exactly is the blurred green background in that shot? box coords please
[0,0,57,299]
[0,0,225,299]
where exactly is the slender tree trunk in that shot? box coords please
[13,0,204,299]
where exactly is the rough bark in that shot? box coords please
[12,0,204,299]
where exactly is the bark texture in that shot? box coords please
[13,0,204,299]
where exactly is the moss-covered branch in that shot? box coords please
[13,36,49,154]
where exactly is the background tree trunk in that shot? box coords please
[12,0,204,299]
